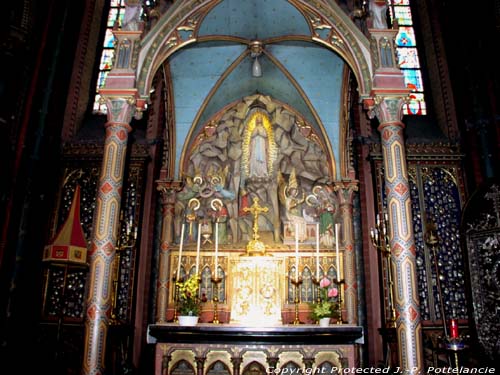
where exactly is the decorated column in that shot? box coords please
[334,180,359,325]
[368,95,423,372]
[82,97,136,375]
[365,26,424,372]
[82,7,143,373]
[156,179,182,323]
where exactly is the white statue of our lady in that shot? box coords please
[249,115,269,178]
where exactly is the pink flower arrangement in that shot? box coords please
[310,277,340,320]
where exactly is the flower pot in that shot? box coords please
[178,315,199,326]
[319,317,330,327]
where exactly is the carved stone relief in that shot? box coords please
[177,94,337,245]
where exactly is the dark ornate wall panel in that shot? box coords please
[462,180,500,360]
[53,159,144,324]
[373,159,467,323]
[39,143,148,373]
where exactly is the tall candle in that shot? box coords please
[295,223,299,280]
[195,223,201,274]
[335,223,340,278]
[215,222,219,278]
[177,224,185,278]
[316,223,320,279]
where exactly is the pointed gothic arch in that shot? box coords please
[136,0,373,101]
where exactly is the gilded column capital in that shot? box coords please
[156,180,183,204]
[100,96,138,130]
[156,180,184,198]
[364,96,408,129]
[333,180,359,206]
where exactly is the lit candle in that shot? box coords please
[316,223,320,279]
[449,319,459,339]
[196,223,201,274]
[295,223,299,280]
[335,223,340,278]
[215,222,219,279]
[177,224,185,278]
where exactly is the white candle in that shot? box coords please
[196,223,201,274]
[295,223,299,280]
[215,222,219,278]
[316,223,320,279]
[335,223,340,278]
[177,224,185,278]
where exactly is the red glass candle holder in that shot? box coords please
[449,319,459,339]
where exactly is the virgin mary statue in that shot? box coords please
[242,111,277,181]
[249,115,268,178]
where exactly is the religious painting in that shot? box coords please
[179,95,332,246]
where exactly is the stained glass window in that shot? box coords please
[389,0,427,115]
[93,0,126,114]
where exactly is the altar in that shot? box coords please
[148,324,363,374]
[153,112,361,374]
[230,256,282,325]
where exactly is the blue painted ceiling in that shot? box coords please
[168,0,346,178]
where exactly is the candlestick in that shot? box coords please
[316,223,320,279]
[177,224,185,277]
[196,223,201,274]
[211,275,223,324]
[335,223,340,277]
[295,223,299,280]
[215,222,219,279]
[290,276,303,324]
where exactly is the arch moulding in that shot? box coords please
[136,0,373,103]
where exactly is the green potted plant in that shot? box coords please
[310,277,339,326]
[176,274,201,325]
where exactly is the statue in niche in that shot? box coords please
[369,0,389,29]
[279,168,308,242]
[122,0,142,31]
[241,110,277,182]
[249,115,269,178]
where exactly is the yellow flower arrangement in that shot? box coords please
[176,274,201,316]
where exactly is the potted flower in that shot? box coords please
[310,277,339,326]
[176,274,202,325]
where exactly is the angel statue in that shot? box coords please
[279,168,307,242]
[210,165,236,201]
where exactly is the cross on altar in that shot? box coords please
[243,197,269,255]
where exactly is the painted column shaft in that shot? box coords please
[156,184,177,322]
[376,98,423,372]
[334,181,359,325]
[82,98,134,375]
